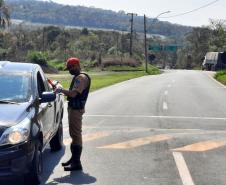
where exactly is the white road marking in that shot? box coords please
[163,102,168,110]
[164,91,168,95]
[84,114,226,120]
[173,152,195,185]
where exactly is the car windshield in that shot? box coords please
[0,72,32,103]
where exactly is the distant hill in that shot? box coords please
[6,0,193,37]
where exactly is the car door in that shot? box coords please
[36,71,55,144]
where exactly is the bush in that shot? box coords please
[48,59,65,70]
[27,51,48,66]
[215,70,226,85]
[102,57,141,68]
[215,70,226,78]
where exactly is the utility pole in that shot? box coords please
[116,33,119,56]
[127,13,137,57]
[63,30,67,61]
[42,27,45,52]
[144,14,148,73]
[144,11,171,72]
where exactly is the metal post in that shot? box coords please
[64,31,67,61]
[144,14,148,73]
[127,13,137,57]
[145,11,171,70]
[42,27,45,52]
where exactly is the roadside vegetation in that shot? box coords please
[47,65,160,92]
[177,19,226,69]
[0,0,161,91]
[215,70,226,85]
[6,0,192,38]
[1,0,226,74]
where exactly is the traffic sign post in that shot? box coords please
[148,54,156,63]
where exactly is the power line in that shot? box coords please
[160,0,220,18]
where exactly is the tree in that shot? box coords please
[27,51,48,66]
[81,28,89,35]
[177,27,212,68]
[0,0,10,29]
[208,19,226,51]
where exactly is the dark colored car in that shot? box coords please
[0,61,64,184]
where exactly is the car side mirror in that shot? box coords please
[40,92,56,103]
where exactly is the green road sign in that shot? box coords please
[149,45,162,51]
[164,45,178,52]
[149,44,179,52]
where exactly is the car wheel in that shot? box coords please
[50,121,63,151]
[24,141,42,185]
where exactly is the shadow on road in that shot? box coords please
[46,171,97,185]
[41,146,66,184]
[0,146,65,185]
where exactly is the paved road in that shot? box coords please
[40,70,226,184]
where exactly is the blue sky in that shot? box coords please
[44,0,226,27]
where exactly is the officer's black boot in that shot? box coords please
[64,145,83,171]
[61,144,73,167]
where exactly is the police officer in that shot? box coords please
[55,57,91,171]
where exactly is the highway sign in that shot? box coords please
[149,44,179,52]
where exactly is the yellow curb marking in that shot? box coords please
[98,134,171,149]
[172,139,226,152]
[83,132,110,142]
[63,132,110,146]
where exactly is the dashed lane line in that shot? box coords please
[163,102,168,110]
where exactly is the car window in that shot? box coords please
[0,72,31,102]
[37,72,47,98]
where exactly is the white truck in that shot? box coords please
[202,52,226,71]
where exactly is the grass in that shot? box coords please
[46,65,160,92]
[215,70,226,85]
[90,71,148,91]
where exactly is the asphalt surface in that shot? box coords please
[44,70,226,185]
[4,70,226,185]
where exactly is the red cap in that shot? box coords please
[65,57,80,70]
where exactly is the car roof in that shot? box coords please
[0,61,39,73]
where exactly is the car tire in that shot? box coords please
[50,121,63,152]
[24,141,42,185]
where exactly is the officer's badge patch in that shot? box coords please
[75,79,81,85]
